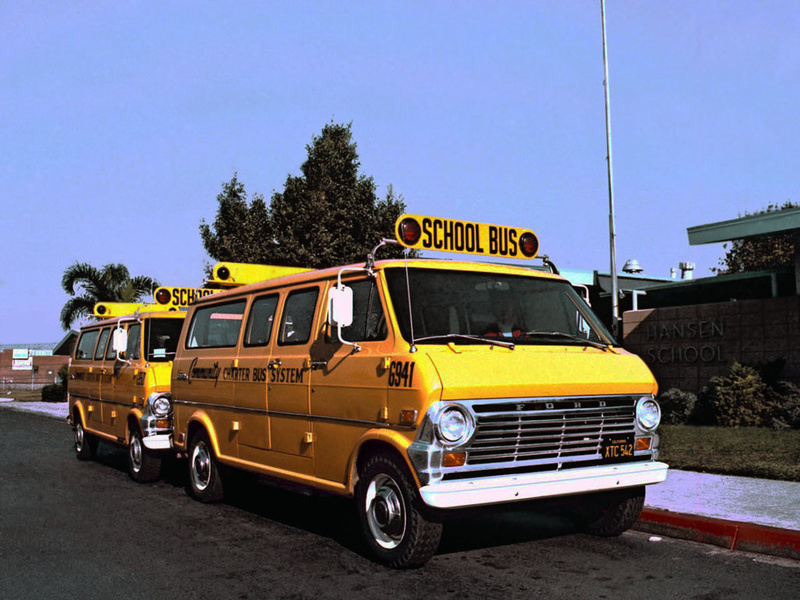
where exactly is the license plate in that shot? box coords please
[600,433,635,462]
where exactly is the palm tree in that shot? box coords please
[60,262,159,330]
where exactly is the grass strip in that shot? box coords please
[659,424,800,482]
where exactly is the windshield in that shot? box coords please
[145,318,183,362]
[384,267,613,346]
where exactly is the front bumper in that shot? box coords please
[418,460,668,509]
[143,433,172,451]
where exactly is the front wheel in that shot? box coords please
[187,431,224,503]
[355,453,442,568]
[585,487,645,537]
[128,429,162,483]
[74,420,98,460]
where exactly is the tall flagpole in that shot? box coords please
[601,0,620,339]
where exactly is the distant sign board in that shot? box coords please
[12,349,29,359]
[12,358,33,371]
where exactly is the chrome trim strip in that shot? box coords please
[172,399,414,429]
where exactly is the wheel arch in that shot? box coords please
[348,429,419,495]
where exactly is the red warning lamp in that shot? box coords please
[398,217,422,246]
[96,304,107,315]
[519,232,539,258]
[155,288,171,305]
[216,266,231,281]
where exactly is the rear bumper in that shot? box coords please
[419,461,668,509]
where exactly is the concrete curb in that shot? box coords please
[635,508,800,561]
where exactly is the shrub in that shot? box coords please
[41,383,66,403]
[769,381,800,430]
[708,362,772,427]
[657,388,697,425]
[689,386,718,425]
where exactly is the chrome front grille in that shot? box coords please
[465,396,637,467]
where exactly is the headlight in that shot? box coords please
[636,397,661,431]
[435,405,475,446]
[151,395,172,418]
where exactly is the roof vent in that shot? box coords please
[622,259,643,274]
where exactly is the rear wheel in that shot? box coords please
[127,428,162,483]
[355,453,442,568]
[74,420,98,460]
[187,431,224,503]
[585,487,645,537]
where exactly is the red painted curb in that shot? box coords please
[635,508,800,561]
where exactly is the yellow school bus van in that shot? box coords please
[171,215,667,568]
[68,309,185,482]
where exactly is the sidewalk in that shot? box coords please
[2,398,798,560]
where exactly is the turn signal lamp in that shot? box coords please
[399,409,418,426]
[442,452,466,468]
[636,437,652,452]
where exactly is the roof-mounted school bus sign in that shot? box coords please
[395,214,539,259]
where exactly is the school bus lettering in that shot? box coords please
[388,361,415,388]
[396,214,539,259]
[269,367,304,384]
[154,287,218,308]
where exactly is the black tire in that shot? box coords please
[355,453,442,568]
[74,419,98,461]
[585,487,645,537]
[187,431,224,503]
[127,428,162,483]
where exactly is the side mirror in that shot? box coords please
[328,284,360,352]
[328,285,354,328]
[112,328,128,358]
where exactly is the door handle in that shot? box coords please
[268,359,282,370]
[305,359,328,370]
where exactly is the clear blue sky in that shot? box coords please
[2,1,799,344]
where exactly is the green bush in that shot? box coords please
[709,362,772,427]
[769,381,800,429]
[657,388,697,425]
[41,383,66,403]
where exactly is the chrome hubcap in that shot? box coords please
[129,434,143,472]
[191,441,211,492]
[75,423,85,452]
[365,474,406,549]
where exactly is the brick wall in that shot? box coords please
[623,296,800,394]
[0,350,70,391]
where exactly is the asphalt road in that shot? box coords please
[1,409,798,600]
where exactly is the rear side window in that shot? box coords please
[186,301,247,349]
[278,288,319,346]
[75,330,99,360]
[244,295,279,347]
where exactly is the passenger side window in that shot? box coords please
[127,324,141,360]
[75,330,99,360]
[94,328,111,360]
[187,301,247,348]
[339,280,387,343]
[244,295,279,347]
[278,288,319,346]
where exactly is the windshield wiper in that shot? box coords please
[522,331,609,350]
[413,334,515,349]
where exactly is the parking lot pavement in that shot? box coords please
[2,397,798,560]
